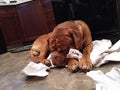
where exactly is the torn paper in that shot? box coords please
[21,62,50,77]
[91,39,120,67]
[86,67,120,90]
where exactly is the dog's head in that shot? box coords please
[48,27,82,66]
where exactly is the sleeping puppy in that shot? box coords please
[30,20,93,72]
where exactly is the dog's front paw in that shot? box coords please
[41,59,51,66]
[67,59,79,73]
[79,59,93,72]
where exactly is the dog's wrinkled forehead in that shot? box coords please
[49,28,73,52]
[53,28,71,36]
[50,28,72,42]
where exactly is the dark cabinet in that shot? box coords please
[0,28,7,54]
[0,6,23,46]
[40,0,56,32]
[17,0,50,41]
[0,0,55,49]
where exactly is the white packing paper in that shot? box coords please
[86,67,120,90]
[91,39,120,67]
[21,62,50,77]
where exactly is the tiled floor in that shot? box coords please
[0,50,120,90]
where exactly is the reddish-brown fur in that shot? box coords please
[30,20,93,72]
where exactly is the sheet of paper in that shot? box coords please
[21,62,50,77]
[86,67,120,90]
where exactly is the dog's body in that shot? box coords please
[30,20,93,72]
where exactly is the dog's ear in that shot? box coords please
[71,30,83,49]
[48,37,55,52]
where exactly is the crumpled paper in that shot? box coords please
[21,62,50,77]
[91,39,120,67]
[66,48,82,61]
[86,67,120,90]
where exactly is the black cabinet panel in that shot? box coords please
[0,29,7,54]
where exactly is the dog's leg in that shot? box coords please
[30,41,51,66]
[67,58,79,72]
[79,43,93,72]
[30,49,51,66]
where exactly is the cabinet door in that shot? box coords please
[40,0,56,32]
[17,0,49,41]
[0,13,23,46]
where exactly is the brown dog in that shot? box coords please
[30,20,93,72]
